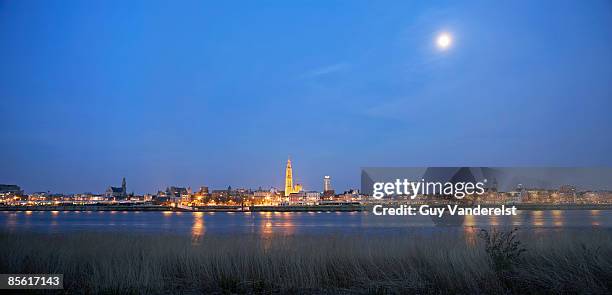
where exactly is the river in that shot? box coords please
[1,210,609,238]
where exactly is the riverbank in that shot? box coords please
[0,229,610,294]
[0,203,610,212]
[0,204,365,212]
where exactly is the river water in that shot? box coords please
[0,210,609,238]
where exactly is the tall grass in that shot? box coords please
[0,229,610,294]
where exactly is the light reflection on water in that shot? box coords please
[591,210,602,226]
[464,214,475,227]
[0,210,609,236]
[489,215,499,226]
[552,210,564,227]
[532,210,544,226]
[511,211,521,227]
[191,212,205,244]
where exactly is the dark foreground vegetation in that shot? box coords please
[0,229,610,294]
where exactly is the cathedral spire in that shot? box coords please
[121,177,126,197]
[285,157,293,196]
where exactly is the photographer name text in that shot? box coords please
[372,204,517,217]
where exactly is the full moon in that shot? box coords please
[436,33,452,50]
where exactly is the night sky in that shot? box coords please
[1,1,612,194]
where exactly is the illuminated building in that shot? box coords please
[0,184,24,203]
[0,184,23,195]
[192,187,210,205]
[305,191,321,205]
[198,186,210,196]
[323,175,335,198]
[338,189,361,202]
[168,186,191,204]
[28,192,48,201]
[284,157,303,196]
[324,176,332,192]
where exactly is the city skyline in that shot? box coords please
[2,1,612,193]
[2,157,337,195]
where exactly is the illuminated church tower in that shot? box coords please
[284,157,302,196]
[285,158,293,196]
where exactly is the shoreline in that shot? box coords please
[0,204,611,212]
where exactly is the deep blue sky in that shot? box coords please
[1,0,612,194]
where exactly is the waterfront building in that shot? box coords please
[322,190,335,200]
[90,194,106,201]
[323,175,335,199]
[0,184,23,201]
[28,192,49,201]
[155,190,169,203]
[559,185,576,194]
[211,189,231,204]
[509,192,522,204]
[338,189,361,202]
[284,158,303,196]
[253,190,273,198]
[73,193,96,202]
[198,186,210,196]
[0,184,23,194]
[49,194,64,202]
[323,176,332,192]
[252,188,280,205]
[305,191,321,205]
[168,186,191,204]
[154,186,190,204]
[192,187,211,205]
[105,177,127,200]
[289,191,307,205]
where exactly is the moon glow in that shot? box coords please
[436,33,452,50]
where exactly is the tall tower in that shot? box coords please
[121,177,127,197]
[324,176,332,192]
[285,158,293,196]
